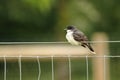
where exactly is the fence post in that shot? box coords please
[92,32,109,80]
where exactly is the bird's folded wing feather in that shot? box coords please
[73,31,88,44]
[73,31,95,52]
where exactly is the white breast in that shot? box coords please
[66,30,79,45]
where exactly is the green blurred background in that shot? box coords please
[0,0,120,80]
[0,0,120,42]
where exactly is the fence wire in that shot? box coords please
[1,55,120,80]
[0,41,120,80]
[0,41,120,45]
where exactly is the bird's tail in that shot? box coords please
[86,44,96,54]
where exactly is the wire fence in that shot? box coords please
[0,41,120,80]
[1,55,120,80]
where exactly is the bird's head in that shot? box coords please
[64,25,76,31]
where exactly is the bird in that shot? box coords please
[64,25,96,54]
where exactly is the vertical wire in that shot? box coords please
[18,56,22,80]
[37,56,41,80]
[86,56,89,80]
[4,56,6,80]
[68,55,71,80]
[51,56,54,80]
[104,55,106,80]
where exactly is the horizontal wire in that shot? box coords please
[0,55,120,58]
[0,42,67,44]
[0,41,120,44]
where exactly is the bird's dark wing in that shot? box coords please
[73,31,88,44]
[73,31,94,52]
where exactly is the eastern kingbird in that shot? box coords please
[64,25,96,54]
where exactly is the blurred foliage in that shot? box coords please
[0,0,120,41]
[0,0,57,41]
